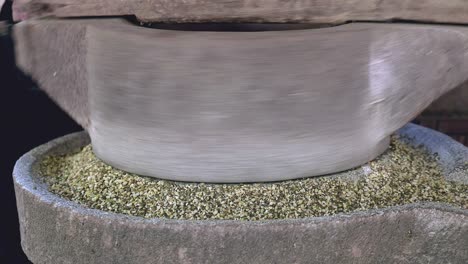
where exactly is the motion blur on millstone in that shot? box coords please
[11,1,468,183]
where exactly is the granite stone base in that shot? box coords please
[13,124,468,264]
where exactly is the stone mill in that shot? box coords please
[11,0,468,263]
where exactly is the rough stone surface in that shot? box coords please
[11,0,468,24]
[13,124,468,264]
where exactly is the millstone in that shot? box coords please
[14,18,468,182]
[13,124,468,264]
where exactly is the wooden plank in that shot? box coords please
[12,0,468,24]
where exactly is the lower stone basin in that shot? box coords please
[13,124,468,263]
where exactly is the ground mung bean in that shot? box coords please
[39,135,468,220]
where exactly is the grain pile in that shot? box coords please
[39,136,468,220]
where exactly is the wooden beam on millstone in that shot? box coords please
[12,0,468,24]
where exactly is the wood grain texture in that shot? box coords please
[12,0,468,23]
[13,19,468,182]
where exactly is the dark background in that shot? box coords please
[1,2,81,263]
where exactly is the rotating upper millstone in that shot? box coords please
[12,2,468,183]
[86,21,468,182]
